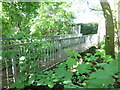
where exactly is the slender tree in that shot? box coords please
[100,0,115,58]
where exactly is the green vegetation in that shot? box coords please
[2,2,74,38]
[77,23,98,35]
[2,36,49,69]
[2,1,119,89]
[10,47,119,88]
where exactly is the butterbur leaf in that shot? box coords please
[90,70,109,78]
[10,79,24,88]
[88,70,114,87]
[54,67,72,79]
[103,60,118,73]
[54,68,66,77]
[86,79,106,88]
[76,64,90,74]
[96,63,106,67]
[87,78,113,88]
[63,71,72,80]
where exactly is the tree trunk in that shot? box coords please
[118,2,120,53]
[100,0,115,58]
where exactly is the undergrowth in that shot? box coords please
[10,48,120,89]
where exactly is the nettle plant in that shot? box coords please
[10,48,119,88]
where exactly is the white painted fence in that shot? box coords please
[1,34,99,88]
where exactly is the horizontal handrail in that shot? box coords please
[1,34,83,41]
[47,36,84,42]
[2,35,86,49]
[0,38,15,40]
[41,34,82,38]
[0,38,21,40]
[2,34,98,49]
[2,43,31,49]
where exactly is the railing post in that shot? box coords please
[78,25,81,34]
[11,47,17,83]
[5,59,9,88]
[11,57,17,82]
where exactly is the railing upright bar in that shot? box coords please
[40,49,42,69]
[38,47,40,68]
[43,47,46,67]
[11,57,17,82]
[5,59,9,88]
[55,41,58,63]
[60,40,62,62]
[49,41,52,66]
[53,41,55,64]
[46,42,49,67]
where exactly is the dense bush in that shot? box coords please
[2,2,74,38]
[78,22,98,35]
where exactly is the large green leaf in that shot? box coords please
[54,67,72,80]
[87,69,114,88]
[103,60,118,73]
[10,81,25,88]
[10,78,26,88]
[76,64,90,74]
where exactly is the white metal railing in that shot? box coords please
[1,34,99,88]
